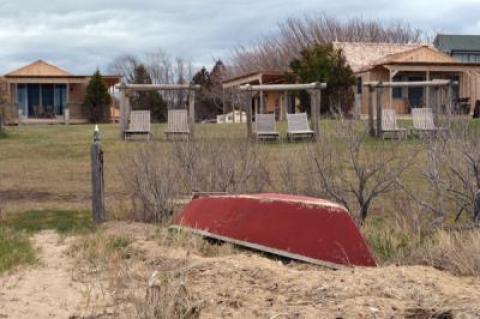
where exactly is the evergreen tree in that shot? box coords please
[131,64,168,122]
[289,43,355,114]
[84,69,111,123]
[191,60,226,121]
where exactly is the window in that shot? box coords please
[392,87,403,99]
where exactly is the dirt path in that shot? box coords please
[0,231,87,318]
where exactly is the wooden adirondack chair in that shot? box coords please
[254,114,279,141]
[381,109,407,139]
[411,108,446,136]
[286,113,315,141]
[165,109,190,139]
[124,110,151,140]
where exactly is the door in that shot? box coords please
[408,76,424,110]
[27,84,40,118]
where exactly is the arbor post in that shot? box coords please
[91,125,105,224]
[367,86,375,137]
[376,85,383,138]
[188,90,195,136]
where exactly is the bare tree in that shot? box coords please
[307,120,416,224]
[229,14,426,77]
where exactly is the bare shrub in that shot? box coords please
[132,269,202,319]
[305,120,415,223]
[120,139,270,223]
[171,138,270,194]
[120,145,180,223]
[407,229,480,277]
[405,123,480,225]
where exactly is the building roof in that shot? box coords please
[223,71,291,88]
[434,34,480,53]
[5,59,73,77]
[334,42,460,73]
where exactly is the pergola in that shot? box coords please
[239,82,327,140]
[117,82,201,139]
[363,79,456,137]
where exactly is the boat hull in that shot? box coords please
[173,193,376,268]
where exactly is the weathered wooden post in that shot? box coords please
[64,103,70,125]
[91,125,105,224]
[367,85,375,137]
[188,89,195,137]
[246,85,253,139]
[376,84,383,138]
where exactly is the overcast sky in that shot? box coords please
[0,0,479,75]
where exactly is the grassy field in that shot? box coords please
[0,120,479,271]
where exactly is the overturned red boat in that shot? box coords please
[173,193,376,268]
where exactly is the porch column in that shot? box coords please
[259,91,265,113]
[64,83,70,125]
[426,71,430,109]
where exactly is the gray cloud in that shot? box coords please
[0,0,479,75]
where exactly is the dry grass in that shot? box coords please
[3,121,480,274]
[407,229,480,277]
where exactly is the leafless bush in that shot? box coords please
[405,123,480,225]
[305,120,416,223]
[120,145,180,223]
[171,138,271,194]
[136,270,203,319]
[120,139,270,223]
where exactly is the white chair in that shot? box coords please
[381,109,407,139]
[254,114,279,141]
[165,109,190,139]
[124,110,151,140]
[411,108,446,136]
[286,113,315,141]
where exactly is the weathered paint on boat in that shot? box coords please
[173,193,376,268]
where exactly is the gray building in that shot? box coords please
[434,34,480,63]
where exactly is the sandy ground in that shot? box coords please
[1,222,480,318]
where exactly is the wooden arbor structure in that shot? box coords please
[117,82,201,139]
[364,80,456,138]
[239,82,327,140]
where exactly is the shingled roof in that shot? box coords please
[5,60,72,77]
[333,42,443,72]
[435,34,480,53]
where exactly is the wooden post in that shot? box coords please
[119,82,128,139]
[316,88,321,140]
[91,125,105,224]
[367,86,375,137]
[64,104,70,125]
[447,81,454,116]
[376,85,383,138]
[246,88,253,139]
[426,71,430,109]
[354,88,361,120]
[188,90,195,137]
[260,91,265,113]
[432,86,439,125]
[309,89,321,141]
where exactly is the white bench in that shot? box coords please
[124,110,151,140]
[254,114,279,141]
[165,109,190,139]
[286,113,315,141]
[411,108,446,136]
[381,109,407,139]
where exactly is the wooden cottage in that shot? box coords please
[334,42,480,115]
[0,60,120,124]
